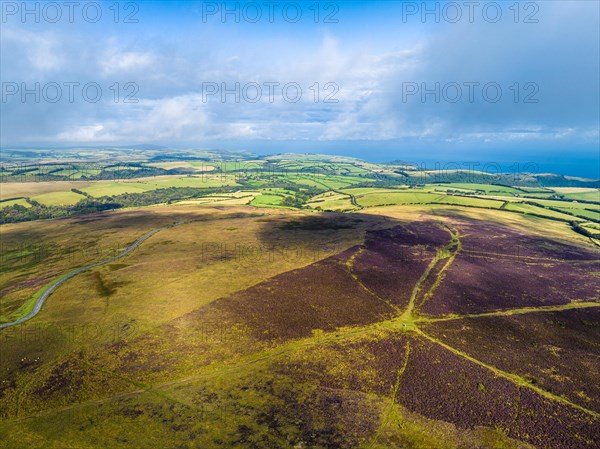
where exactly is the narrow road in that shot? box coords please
[0,222,186,330]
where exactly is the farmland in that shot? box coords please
[2,152,598,234]
[0,150,599,448]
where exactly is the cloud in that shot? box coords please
[1,1,598,153]
[100,50,155,75]
[1,27,64,73]
[55,95,209,142]
[57,124,105,141]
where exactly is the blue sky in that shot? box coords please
[1,1,599,176]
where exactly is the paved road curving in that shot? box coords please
[0,222,186,330]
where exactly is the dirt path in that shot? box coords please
[367,340,412,449]
[400,224,459,323]
[392,224,600,419]
[415,328,600,419]
[417,301,600,323]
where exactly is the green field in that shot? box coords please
[433,195,505,209]
[517,186,554,193]
[80,182,151,197]
[434,183,522,195]
[39,176,241,200]
[0,198,31,208]
[355,191,441,207]
[353,191,504,209]
[30,190,86,206]
[502,202,586,221]
[558,207,600,221]
[307,192,357,211]
[250,194,287,207]
[557,190,600,202]
[342,187,407,196]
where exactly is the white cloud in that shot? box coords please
[100,50,155,75]
[57,124,105,141]
[1,27,64,72]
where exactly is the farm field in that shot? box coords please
[0,198,31,208]
[147,161,215,171]
[553,188,600,202]
[1,175,239,203]
[250,193,288,208]
[433,195,505,208]
[0,180,97,200]
[3,154,598,239]
[432,183,523,195]
[307,191,358,211]
[502,202,587,221]
[354,191,442,207]
[30,191,86,206]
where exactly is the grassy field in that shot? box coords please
[0,198,31,208]
[307,192,358,211]
[342,187,405,195]
[1,175,239,204]
[150,175,238,189]
[433,195,505,209]
[433,183,522,195]
[250,194,289,207]
[573,192,599,200]
[355,191,442,207]
[30,191,87,206]
[175,192,259,207]
[1,205,372,337]
[0,181,96,200]
[353,191,504,209]
[80,182,151,197]
[502,202,587,221]
[148,161,215,171]
[553,188,600,202]
[553,207,599,221]
[517,186,555,193]
[525,198,599,209]
[296,178,364,191]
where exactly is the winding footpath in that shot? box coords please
[0,221,187,330]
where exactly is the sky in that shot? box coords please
[1,0,599,177]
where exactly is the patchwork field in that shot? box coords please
[0,175,239,203]
[3,157,597,243]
